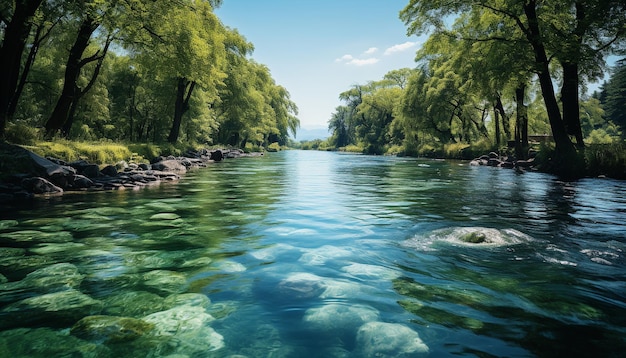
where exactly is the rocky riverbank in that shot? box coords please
[469,151,537,172]
[0,142,262,205]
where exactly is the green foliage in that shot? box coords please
[584,143,626,179]
[2,0,299,149]
[341,144,364,153]
[4,122,43,145]
[29,140,132,164]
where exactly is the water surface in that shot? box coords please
[1,150,625,357]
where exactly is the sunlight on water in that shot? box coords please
[1,150,626,357]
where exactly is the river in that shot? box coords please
[0,150,625,357]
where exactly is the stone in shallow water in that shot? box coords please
[0,220,18,229]
[0,327,111,357]
[277,272,327,300]
[149,212,181,220]
[355,322,429,357]
[0,229,73,245]
[403,226,535,250]
[341,263,401,280]
[0,289,103,328]
[299,245,354,265]
[180,256,213,268]
[215,260,246,273]
[103,291,165,317]
[143,305,214,335]
[163,293,211,309]
[70,315,155,343]
[29,242,85,255]
[143,305,224,353]
[303,304,380,334]
[142,270,187,295]
[0,263,84,304]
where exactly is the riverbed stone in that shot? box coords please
[102,291,165,317]
[143,305,224,353]
[0,327,111,357]
[4,262,84,295]
[142,270,187,295]
[341,263,401,280]
[143,305,214,335]
[70,315,155,343]
[355,322,429,357]
[277,272,327,300]
[0,289,104,328]
[25,264,82,286]
[303,304,379,335]
[163,293,211,309]
[0,229,74,246]
[149,212,180,220]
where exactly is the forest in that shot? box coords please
[317,0,626,178]
[0,0,299,151]
[1,1,626,178]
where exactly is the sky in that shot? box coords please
[215,0,426,131]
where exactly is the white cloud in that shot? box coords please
[335,48,380,66]
[347,58,380,66]
[335,54,354,62]
[384,41,418,55]
[364,47,378,55]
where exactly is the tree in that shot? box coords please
[0,0,44,137]
[400,0,625,174]
[604,58,626,132]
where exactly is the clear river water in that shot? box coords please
[1,150,625,357]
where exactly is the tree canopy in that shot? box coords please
[0,0,299,149]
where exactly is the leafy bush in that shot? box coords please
[5,122,42,145]
[341,144,364,153]
[584,143,626,179]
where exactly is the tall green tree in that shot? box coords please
[400,0,590,173]
[0,0,44,137]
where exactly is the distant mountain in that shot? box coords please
[292,127,331,141]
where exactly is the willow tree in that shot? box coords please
[401,0,577,171]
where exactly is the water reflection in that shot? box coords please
[0,150,625,356]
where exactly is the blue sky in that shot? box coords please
[215,0,425,131]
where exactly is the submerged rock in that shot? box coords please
[355,322,429,357]
[403,226,535,250]
[142,270,187,295]
[143,305,224,352]
[102,291,165,317]
[71,315,155,343]
[143,305,214,335]
[277,273,327,300]
[303,304,379,335]
[0,289,103,328]
[0,263,84,300]
[341,263,401,280]
[0,327,110,357]
[163,293,211,309]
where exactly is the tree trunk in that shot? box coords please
[61,36,111,137]
[494,94,510,139]
[515,84,529,159]
[522,1,576,163]
[493,103,501,148]
[167,77,196,143]
[560,61,584,147]
[45,15,99,137]
[0,0,44,137]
